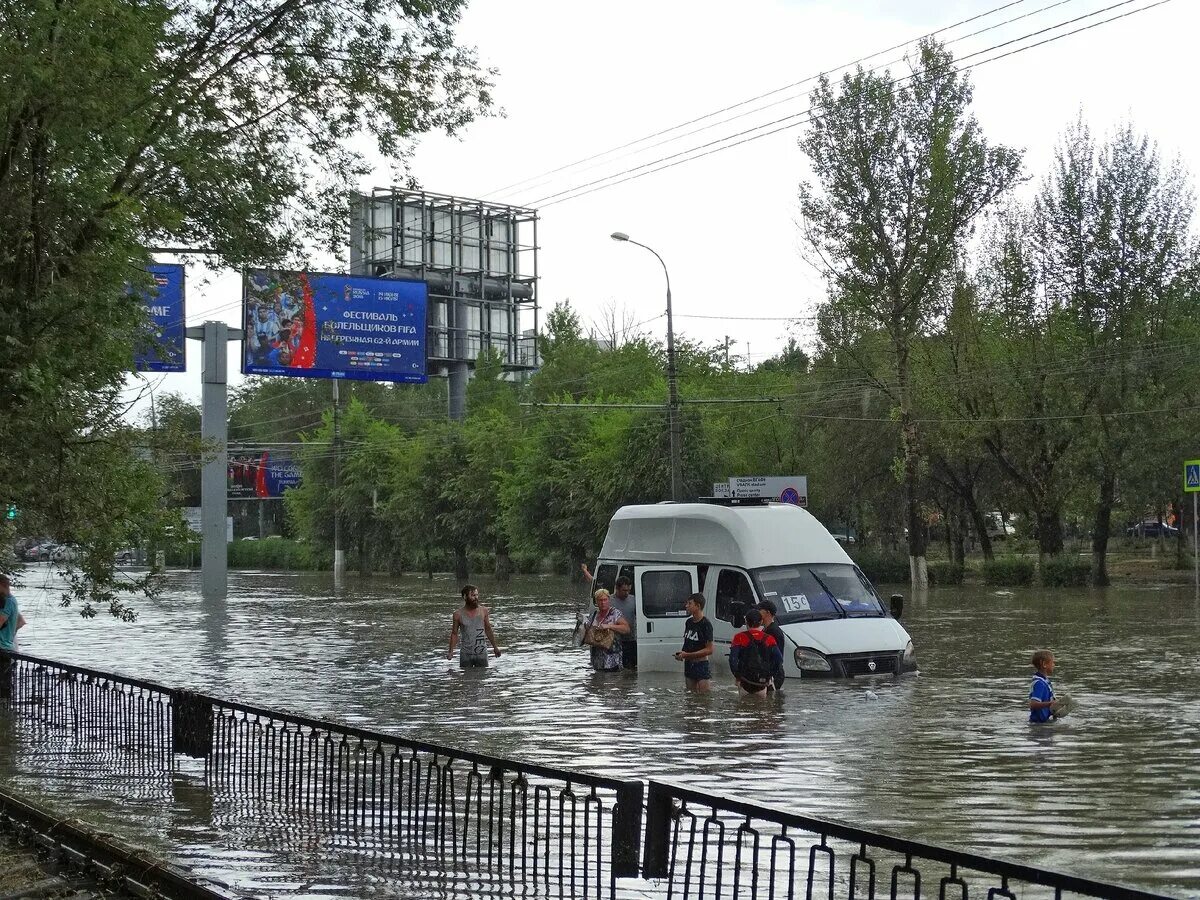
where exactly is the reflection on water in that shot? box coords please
[3,568,1200,897]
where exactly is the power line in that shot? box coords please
[532,0,1176,209]
[485,0,1046,201]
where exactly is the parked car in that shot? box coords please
[23,541,57,562]
[1126,520,1179,538]
[114,548,137,564]
[50,543,80,562]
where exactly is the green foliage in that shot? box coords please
[928,561,965,586]
[1039,555,1091,588]
[982,557,1036,587]
[798,38,1022,568]
[228,539,329,571]
[0,0,491,615]
[850,552,911,585]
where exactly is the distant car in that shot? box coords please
[50,544,80,562]
[1126,520,1179,538]
[23,542,57,561]
[114,548,137,564]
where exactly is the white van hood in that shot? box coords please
[781,617,910,656]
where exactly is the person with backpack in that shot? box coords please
[730,608,782,696]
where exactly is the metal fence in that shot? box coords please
[640,781,1168,900]
[0,651,1176,900]
[1,650,642,899]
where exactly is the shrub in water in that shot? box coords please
[1040,555,1090,587]
[851,551,911,585]
[928,561,964,586]
[981,556,1035,586]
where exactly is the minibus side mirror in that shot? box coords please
[889,594,904,619]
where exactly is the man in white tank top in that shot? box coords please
[448,584,501,668]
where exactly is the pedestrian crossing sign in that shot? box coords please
[1186,460,1200,493]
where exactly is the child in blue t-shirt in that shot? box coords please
[1028,649,1056,724]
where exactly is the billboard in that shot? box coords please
[228,452,302,500]
[728,476,808,506]
[242,269,427,383]
[133,263,186,372]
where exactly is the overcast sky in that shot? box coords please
[143,0,1196,407]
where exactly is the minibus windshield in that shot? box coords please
[752,564,885,623]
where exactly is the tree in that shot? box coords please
[0,0,492,611]
[797,39,1022,587]
[1035,120,1195,583]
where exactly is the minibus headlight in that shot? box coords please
[904,641,916,663]
[794,647,832,672]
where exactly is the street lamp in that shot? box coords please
[611,231,682,501]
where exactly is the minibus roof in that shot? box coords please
[599,502,854,571]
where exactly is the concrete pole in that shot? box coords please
[186,321,243,600]
[332,379,346,581]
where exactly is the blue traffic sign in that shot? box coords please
[1185,460,1200,493]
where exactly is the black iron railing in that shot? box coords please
[641,780,1168,900]
[0,650,642,899]
[0,650,1177,900]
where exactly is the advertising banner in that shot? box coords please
[242,269,427,383]
[228,452,302,500]
[134,263,186,372]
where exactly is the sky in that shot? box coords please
[138,0,1199,410]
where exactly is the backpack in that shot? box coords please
[738,633,773,687]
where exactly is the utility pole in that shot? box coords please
[724,335,731,368]
[185,321,244,600]
[332,379,346,580]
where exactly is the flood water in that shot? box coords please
[2,568,1200,898]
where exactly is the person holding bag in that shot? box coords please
[583,589,629,673]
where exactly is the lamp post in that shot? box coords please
[611,231,682,501]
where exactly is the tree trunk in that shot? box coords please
[1177,495,1188,569]
[358,535,370,577]
[425,546,433,580]
[1090,469,1115,587]
[494,539,512,582]
[454,546,469,581]
[965,497,994,561]
[1035,507,1064,557]
[896,347,928,588]
[952,509,966,568]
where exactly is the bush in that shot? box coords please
[851,551,910,585]
[981,556,1035,586]
[928,561,964,586]
[228,538,329,570]
[1040,555,1090,587]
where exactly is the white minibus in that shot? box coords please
[588,502,917,678]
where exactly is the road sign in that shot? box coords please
[728,476,808,507]
[1186,460,1200,493]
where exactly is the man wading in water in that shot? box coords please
[448,585,502,668]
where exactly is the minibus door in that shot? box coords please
[634,565,697,672]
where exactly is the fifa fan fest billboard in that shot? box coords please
[133,263,186,372]
[242,269,428,383]
[228,452,302,500]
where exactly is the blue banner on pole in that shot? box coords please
[134,263,186,372]
[242,269,427,383]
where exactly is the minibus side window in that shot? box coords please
[640,570,692,618]
[594,564,617,593]
[715,568,755,623]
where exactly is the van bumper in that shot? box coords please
[801,651,908,678]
